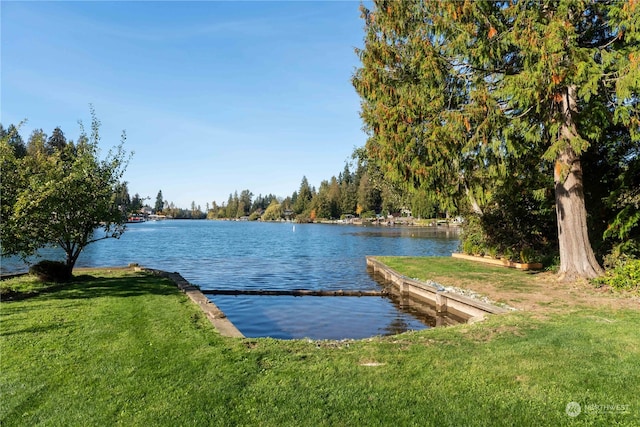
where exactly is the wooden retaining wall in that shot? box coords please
[366,256,509,321]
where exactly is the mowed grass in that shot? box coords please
[374,256,538,292]
[1,268,639,426]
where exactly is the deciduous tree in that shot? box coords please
[1,110,130,277]
[262,199,284,221]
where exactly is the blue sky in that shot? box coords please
[2,1,369,209]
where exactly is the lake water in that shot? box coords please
[2,220,460,339]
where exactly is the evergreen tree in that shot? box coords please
[357,171,382,216]
[46,127,67,153]
[327,176,342,219]
[239,189,253,216]
[340,163,358,215]
[252,194,265,212]
[311,179,334,220]
[130,193,143,212]
[5,124,27,158]
[353,0,639,280]
[154,190,164,213]
[114,182,131,211]
[294,176,313,215]
[226,192,239,218]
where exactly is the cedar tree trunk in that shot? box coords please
[554,86,604,281]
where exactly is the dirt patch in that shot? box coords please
[433,270,640,314]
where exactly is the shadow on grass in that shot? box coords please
[1,273,178,303]
[0,320,72,337]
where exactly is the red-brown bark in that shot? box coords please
[554,86,604,281]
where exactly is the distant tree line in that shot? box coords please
[207,153,444,223]
[0,120,152,220]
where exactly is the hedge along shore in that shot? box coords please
[138,266,244,338]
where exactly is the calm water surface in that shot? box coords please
[2,220,460,339]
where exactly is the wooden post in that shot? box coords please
[435,292,447,314]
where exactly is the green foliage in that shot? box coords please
[519,248,535,264]
[606,206,640,242]
[293,176,314,215]
[210,158,402,222]
[486,246,499,259]
[154,190,164,213]
[593,259,640,291]
[603,240,640,270]
[1,109,130,272]
[410,190,438,219]
[29,260,72,283]
[580,114,640,262]
[360,210,377,219]
[261,200,283,221]
[2,123,27,158]
[461,201,553,263]
[238,189,253,217]
[600,159,640,260]
[472,167,555,263]
[1,126,26,250]
[353,0,639,278]
[46,126,67,153]
[460,215,488,256]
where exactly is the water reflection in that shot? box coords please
[370,271,469,328]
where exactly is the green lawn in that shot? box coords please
[1,267,638,426]
[373,256,539,291]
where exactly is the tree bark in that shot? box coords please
[554,86,604,281]
[463,180,483,216]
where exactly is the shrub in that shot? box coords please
[519,247,536,264]
[541,253,560,272]
[462,239,474,255]
[459,215,486,255]
[487,246,499,259]
[248,211,262,221]
[593,258,640,291]
[472,245,485,256]
[361,210,377,219]
[459,210,554,263]
[602,240,640,270]
[503,247,515,262]
[29,260,72,283]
